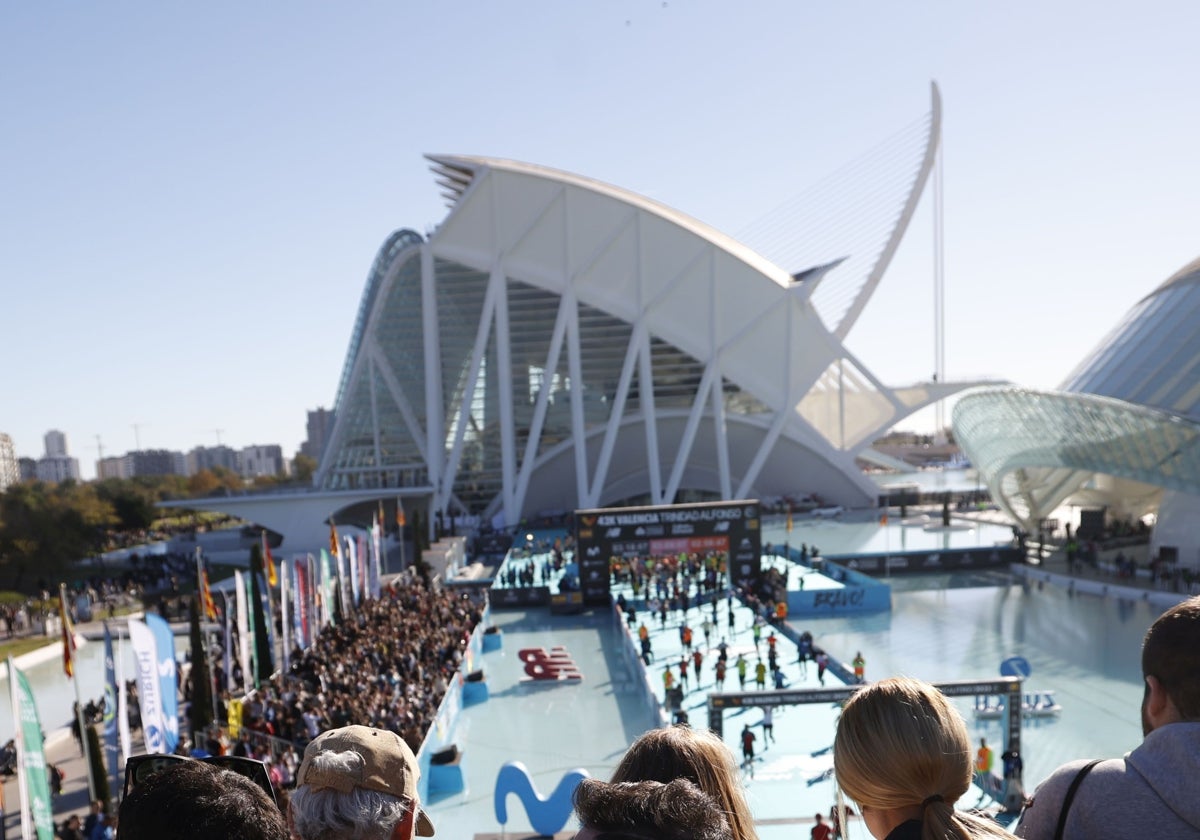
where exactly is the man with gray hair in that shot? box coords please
[291,725,435,839]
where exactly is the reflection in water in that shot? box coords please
[788,577,1160,788]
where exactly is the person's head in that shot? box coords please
[834,677,1010,840]
[609,725,756,840]
[573,778,732,840]
[118,760,288,840]
[1141,595,1200,734]
[290,724,434,840]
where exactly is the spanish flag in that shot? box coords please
[200,565,218,620]
[262,531,278,587]
[329,520,341,557]
[59,583,77,678]
[396,503,406,529]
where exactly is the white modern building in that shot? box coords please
[36,429,81,483]
[173,85,993,551]
[301,408,335,461]
[187,445,240,476]
[35,457,80,483]
[954,256,1200,568]
[96,456,129,480]
[240,444,287,479]
[0,433,18,492]
[44,429,68,458]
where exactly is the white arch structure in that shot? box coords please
[174,85,996,550]
[306,84,990,530]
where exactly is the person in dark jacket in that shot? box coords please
[1016,595,1200,839]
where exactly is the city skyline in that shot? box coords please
[4,2,1198,480]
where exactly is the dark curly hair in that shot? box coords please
[573,778,732,840]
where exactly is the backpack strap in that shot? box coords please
[1052,759,1102,840]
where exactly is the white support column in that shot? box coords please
[838,358,846,451]
[439,275,499,516]
[709,362,732,499]
[367,340,428,462]
[513,295,572,514]
[663,364,718,504]
[706,249,731,499]
[368,353,383,483]
[565,289,590,506]
[313,333,373,489]
[588,320,645,504]
[421,244,444,503]
[736,292,796,499]
[735,412,790,500]
[492,266,517,522]
[639,328,663,504]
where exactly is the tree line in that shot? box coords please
[0,470,259,591]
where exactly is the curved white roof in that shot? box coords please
[428,154,795,290]
[315,95,968,522]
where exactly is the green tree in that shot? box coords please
[292,454,317,483]
[187,595,214,739]
[187,469,222,497]
[211,467,245,492]
[85,723,110,809]
[0,482,115,590]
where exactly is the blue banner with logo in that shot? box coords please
[102,624,120,792]
[145,613,179,754]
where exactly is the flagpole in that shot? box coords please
[61,585,97,802]
[8,656,31,840]
[396,502,407,575]
[194,547,219,728]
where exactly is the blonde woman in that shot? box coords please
[833,677,1015,840]
[609,725,759,840]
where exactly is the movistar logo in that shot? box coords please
[493,760,589,837]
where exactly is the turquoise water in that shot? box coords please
[423,562,1161,839]
[762,513,1016,558]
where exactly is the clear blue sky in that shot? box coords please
[3,2,1197,479]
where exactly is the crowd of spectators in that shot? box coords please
[95,515,243,554]
[207,574,483,781]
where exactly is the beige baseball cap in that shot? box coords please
[297,725,435,836]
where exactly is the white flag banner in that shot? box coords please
[235,570,251,691]
[369,516,383,599]
[117,631,132,760]
[128,620,167,755]
[280,561,291,674]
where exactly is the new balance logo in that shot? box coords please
[518,647,583,681]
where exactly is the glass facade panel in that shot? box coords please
[954,388,1200,528]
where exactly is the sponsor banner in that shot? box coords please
[648,536,730,555]
[146,613,179,754]
[550,591,585,614]
[103,624,120,786]
[489,586,551,609]
[475,532,513,555]
[575,500,761,605]
[834,546,1021,576]
[129,619,167,754]
[12,663,54,839]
